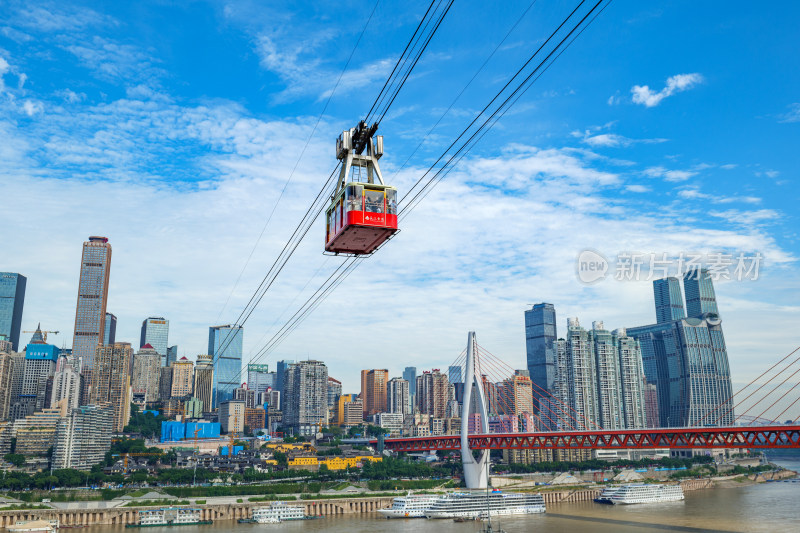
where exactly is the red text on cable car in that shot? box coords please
[325,121,398,255]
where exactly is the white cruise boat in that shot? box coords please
[594,485,621,504]
[378,493,440,518]
[133,507,207,527]
[252,503,306,523]
[610,484,684,505]
[424,491,545,519]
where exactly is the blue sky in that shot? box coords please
[1,1,798,410]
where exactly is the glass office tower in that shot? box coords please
[140,317,169,364]
[72,237,111,373]
[525,302,557,410]
[684,267,719,317]
[653,277,686,323]
[0,273,26,351]
[209,325,243,408]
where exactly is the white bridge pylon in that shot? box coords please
[460,331,490,489]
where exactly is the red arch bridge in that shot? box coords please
[374,425,800,453]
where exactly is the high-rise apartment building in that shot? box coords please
[159,366,173,401]
[387,377,411,416]
[644,383,659,428]
[131,345,161,404]
[72,236,112,375]
[564,318,598,430]
[208,325,243,408]
[140,317,169,363]
[616,330,647,429]
[193,354,214,412]
[684,268,719,317]
[0,351,19,419]
[653,277,686,323]
[283,360,328,435]
[341,396,364,426]
[360,369,388,416]
[505,371,534,417]
[525,303,557,411]
[170,357,194,398]
[103,313,117,345]
[88,342,132,432]
[416,370,449,419]
[591,322,624,430]
[52,404,113,471]
[628,273,733,427]
[219,400,245,434]
[327,377,342,408]
[403,366,417,400]
[0,273,26,352]
[50,355,82,410]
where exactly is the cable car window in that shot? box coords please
[365,190,384,213]
[386,189,397,215]
[346,185,363,211]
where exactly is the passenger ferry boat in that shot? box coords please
[127,507,211,528]
[610,484,684,505]
[424,491,545,519]
[252,503,306,523]
[378,493,440,518]
[594,485,621,504]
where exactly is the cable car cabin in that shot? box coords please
[325,182,398,255]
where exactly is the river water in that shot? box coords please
[87,458,800,533]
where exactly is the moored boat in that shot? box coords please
[610,484,684,505]
[378,493,440,519]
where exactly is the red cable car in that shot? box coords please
[325,122,398,255]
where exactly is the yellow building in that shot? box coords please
[287,455,382,471]
[170,357,194,398]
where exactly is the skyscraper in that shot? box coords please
[140,317,169,363]
[167,345,178,367]
[247,364,273,394]
[131,345,161,405]
[275,360,294,409]
[628,274,733,427]
[615,330,647,429]
[525,303,557,411]
[653,277,686,323]
[683,267,719,317]
[327,376,342,408]
[591,322,623,430]
[0,273,26,352]
[403,366,417,401]
[50,355,82,410]
[72,236,112,375]
[283,360,328,435]
[208,325,243,408]
[20,326,60,414]
[415,369,449,418]
[565,318,598,430]
[360,369,389,416]
[387,377,411,416]
[193,354,214,412]
[170,357,194,398]
[103,313,117,345]
[88,342,132,432]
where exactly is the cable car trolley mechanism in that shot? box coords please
[325,121,398,255]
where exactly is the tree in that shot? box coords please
[4,453,25,467]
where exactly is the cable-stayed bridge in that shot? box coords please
[376,332,800,488]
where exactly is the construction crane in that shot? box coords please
[22,328,59,343]
[112,452,164,474]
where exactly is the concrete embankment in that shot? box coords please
[0,496,395,527]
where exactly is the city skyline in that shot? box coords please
[1,1,797,395]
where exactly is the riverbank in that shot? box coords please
[0,466,794,527]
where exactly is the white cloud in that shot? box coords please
[0,56,9,92]
[55,89,86,103]
[626,184,650,193]
[255,33,393,102]
[645,166,697,182]
[631,73,703,107]
[65,36,162,84]
[581,132,667,148]
[21,99,42,116]
[778,103,800,123]
[709,209,780,226]
[678,187,761,205]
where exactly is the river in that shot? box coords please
[84,458,800,533]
